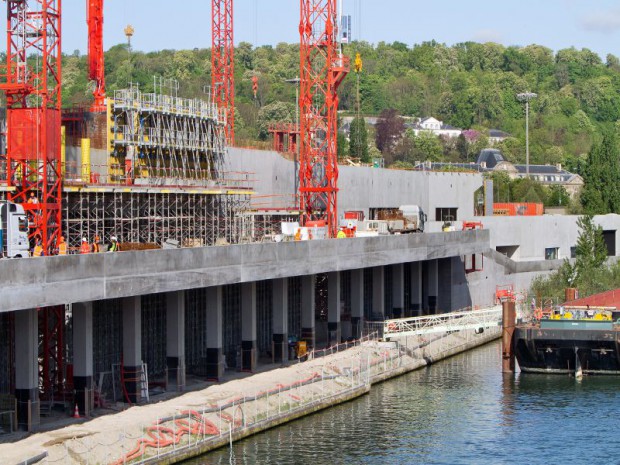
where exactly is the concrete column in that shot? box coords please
[427,259,439,314]
[327,272,341,346]
[206,286,223,381]
[372,266,385,320]
[241,282,257,372]
[437,258,453,313]
[14,308,39,431]
[391,263,404,319]
[166,291,185,390]
[122,296,142,404]
[272,278,288,363]
[73,302,93,416]
[410,262,422,316]
[350,269,364,339]
[300,275,316,349]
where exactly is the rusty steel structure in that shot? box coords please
[299,0,348,237]
[87,0,105,112]
[211,0,234,145]
[0,0,63,254]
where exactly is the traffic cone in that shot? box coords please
[73,403,80,419]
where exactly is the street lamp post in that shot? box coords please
[285,77,300,207]
[516,92,537,178]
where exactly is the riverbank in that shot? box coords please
[2,323,500,465]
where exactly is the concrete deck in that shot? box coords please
[0,230,489,313]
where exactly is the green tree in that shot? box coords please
[412,131,443,162]
[581,131,620,214]
[574,215,607,280]
[349,116,369,162]
[256,101,294,140]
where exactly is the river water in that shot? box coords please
[191,340,620,465]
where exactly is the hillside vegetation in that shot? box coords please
[59,41,620,171]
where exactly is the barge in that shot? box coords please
[513,307,620,375]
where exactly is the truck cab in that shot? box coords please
[0,202,30,258]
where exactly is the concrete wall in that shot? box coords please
[477,214,620,261]
[225,148,482,219]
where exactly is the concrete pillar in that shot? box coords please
[14,308,39,431]
[372,266,385,320]
[438,258,453,313]
[410,262,422,316]
[350,269,364,339]
[122,296,142,404]
[427,259,439,314]
[327,272,341,346]
[391,263,404,319]
[206,286,223,381]
[300,275,316,349]
[241,282,257,372]
[73,302,93,416]
[166,291,185,390]
[272,278,288,363]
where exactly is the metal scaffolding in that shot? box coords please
[110,85,226,186]
[63,189,251,250]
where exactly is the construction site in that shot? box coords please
[3,1,620,463]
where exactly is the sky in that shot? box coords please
[52,0,620,59]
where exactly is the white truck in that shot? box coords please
[378,205,427,234]
[0,201,30,257]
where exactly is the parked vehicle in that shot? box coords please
[0,201,30,258]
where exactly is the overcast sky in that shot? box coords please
[53,0,620,59]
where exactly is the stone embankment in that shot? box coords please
[2,325,500,465]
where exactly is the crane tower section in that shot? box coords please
[87,0,105,112]
[211,0,234,145]
[299,0,348,237]
[0,0,63,254]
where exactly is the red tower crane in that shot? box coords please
[299,0,349,237]
[87,0,105,112]
[211,0,235,145]
[1,0,63,254]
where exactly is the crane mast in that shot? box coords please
[299,0,349,237]
[211,0,234,145]
[0,0,63,254]
[87,0,105,112]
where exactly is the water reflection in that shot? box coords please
[190,341,620,465]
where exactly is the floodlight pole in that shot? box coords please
[517,92,537,178]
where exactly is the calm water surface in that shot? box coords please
[189,341,620,465]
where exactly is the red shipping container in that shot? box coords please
[493,202,543,216]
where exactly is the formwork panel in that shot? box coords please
[92,299,123,402]
[222,284,241,368]
[185,288,208,376]
[364,268,373,321]
[288,277,302,339]
[141,294,166,379]
[0,313,14,394]
[256,280,273,356]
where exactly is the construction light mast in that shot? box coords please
[87,0,105,112]
[299,0,349,237]
[212,0,235,145]
[1,0,63,254]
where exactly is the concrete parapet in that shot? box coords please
[0,230,489,313]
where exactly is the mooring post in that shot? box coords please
[502,300,516,373]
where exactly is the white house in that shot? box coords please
[410,117,462,138]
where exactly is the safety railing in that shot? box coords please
[383,306,503,339]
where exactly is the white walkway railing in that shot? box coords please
[383,305,502,339]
